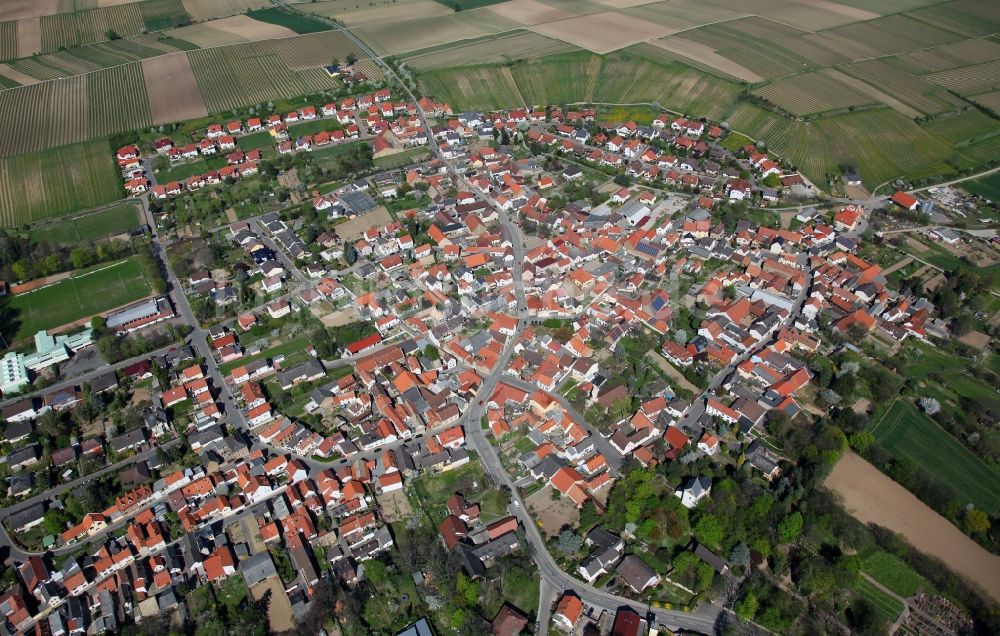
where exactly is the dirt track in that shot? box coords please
[826,451,1000,603]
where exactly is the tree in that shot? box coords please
[423,344,439,360]
[848,430,876,453]
[694,514,724,547]
[964,508,990,534]
[610,396,633,422]
[734,591,758,620]
[729,543,750,566]
[778,511,803,543]
[455,572,478,606]
[918,397,941,415]
[557,529,583,555]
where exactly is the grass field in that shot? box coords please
[852,577,904,626]
[410,459,489,523]
[862,551,930,597]
[219,335,310,376]
[870,399,1000,513]
[28,203,138,244]
[6,256,152,341]
[0,140,122,227]
[962,173,1000,200]
[246,8,330,34]
[374,147,430,169]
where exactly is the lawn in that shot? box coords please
[862,551,929,597]
[246,8,331,34]
[153,158,225,183]
[29,203,139,244]
[374,147,430,169]
[239,131,277,152]
[288,119,344,138]
[410,459,489,521]
[852,577,904,626]
[6,256,152,342]
[961,173,1000,200]
[869,399,1000,513]
[219,335,311,375]
[900,341,972,378]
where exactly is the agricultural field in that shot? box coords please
[401,30,579,71]
[836,59,964,116]
[753,71,876,116]
[924,59,1000,96]
[0,140,122,226]
[245,8,330,34]
[870,398,1000,513]
[962,173,1000,200]
[87,62,152,137]
[166,15,295,47]
[28,203,139,244]
[142,52,208,123]
[37,0,189,53]
[180,0,268,22]
[6,256,153,341]
[186,32,364,112]
[0,20,17,62]
[4,34,197,82]
[353,8,521,55]
[921,110,1000,148]
[305,0,452,27]
[0,76,88,156]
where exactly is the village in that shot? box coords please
[0,74,996,636]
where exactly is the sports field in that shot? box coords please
[0,140,122,226]
[869,399,1000,513]
[6,256,152,341]
[28,203,139,244]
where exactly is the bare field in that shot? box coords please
[332,1,452,26]
[142,53,207,124]
[0,0,58,21]
[646,36,763,82]
[826,451,1000,604]
[594,0,662,7]
[0,64,39,86]
[180,0,268,21]
[249,577,295,632]
[487,0,580,26]
[177,14,296,46]
[354,8,520,55]
[403,30,579,71]
[530,11,674,54]
[16,17,41,58]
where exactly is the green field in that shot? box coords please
[862,551,930,597]
[410,459,489,522]
[0,140,122,227]
[29,204,139,244]
[870,399,1000,513]
[852,577,904,626]
[219,335,310,375]
[962,173,1000,200]
[247,8,331,34]
[374,147,430,169]
[287,119,344,138]
[6,257,152,342]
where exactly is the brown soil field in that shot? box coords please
[531,11,674,54]
[525,484,579,538]
[210,14,296,40]
[826,451,1000,603]
[98,0,140,6]
[16,18,41,58]
[335,1,452,27]
[333,206,392,240]
[647,36,764,82]
[376,488,413,522]
[793,0,879,22]
[488,0,580,26]
[142,53,208,124]
[957,329,991,350]
[166,22,252,47]
[595,0,662,7]
[181,0,268,22]
[0,64,40,86]
[0,0,57,21]
[250,576,296,632]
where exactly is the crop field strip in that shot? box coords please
[836,59,964,115]
[180,0,269,22]
[401,30,580,71]
[187,31,368,112]
[906,0,1000,39]
[353,8,522,56]
[0,140,121,227]
[900,38,1000,74]
[923,59,1000,95]
[5,34,198,81]
[753,71,877,116]
[87,62,152,137]
[0,20,17,61]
